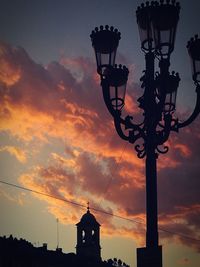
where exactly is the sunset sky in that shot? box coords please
[0,0,200,266]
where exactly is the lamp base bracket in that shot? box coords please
[137,246,162,267]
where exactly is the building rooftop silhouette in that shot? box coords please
[0,208,130,267]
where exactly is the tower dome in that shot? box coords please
[77,208,100,227]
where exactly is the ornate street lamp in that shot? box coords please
[90,1,200,267]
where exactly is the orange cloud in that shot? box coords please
[0,42,21,86]
[174,143,191,158]
[0,187,26,205]
[0,145,27,163]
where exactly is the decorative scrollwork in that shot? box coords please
[124,115,144,131]
[156,145,169,155]
[135,144,146,159]
[170,117,179,132]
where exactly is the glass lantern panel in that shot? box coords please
[194,59,200,82]
[110,50,117,66]
[138,26,153,51]
[152,4,179,57]
[164,90,177,114]
[153,27,176,57]
[110,84,126,111]
[137,12,154,51]
[159,30,170,55]
[96,50,116,76]
[136,5,154,52]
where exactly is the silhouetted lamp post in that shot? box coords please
[90,1,200,267]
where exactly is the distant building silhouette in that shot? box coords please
[76,205,101,261]
[0,234,76,267]
[0,208,129,267]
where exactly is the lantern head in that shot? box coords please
[106,65,129,111]
[151,0,180,58]
[90,25,121,76]
[187,35,200,84]
[156,71,180,114]
[136,1,154,52]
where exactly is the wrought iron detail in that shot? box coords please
[156,145,169,155]
[135,143,146,159]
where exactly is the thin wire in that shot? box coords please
[158,227,200,242]
[0,179,200,243]
[0,180,142,224]
[0,180,85,209]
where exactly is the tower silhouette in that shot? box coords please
[76,204,101,261]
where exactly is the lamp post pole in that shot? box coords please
[143,51,159,248]
[90,1,200,266]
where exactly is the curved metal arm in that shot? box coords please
[171,85,200,131]
[114,113,145,144]
[101,78,146,143]
[124,115,144,130]
[114,115,145,144]
[113,114,130,141]
[101,79,116,117]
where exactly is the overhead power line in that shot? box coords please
[0,180,85,209]
[0,180,143,225]
[0,179,200,243]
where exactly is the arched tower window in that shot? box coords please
[92,229,96,243]
[82,230,86,243]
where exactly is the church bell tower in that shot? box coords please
[76,204,101,261]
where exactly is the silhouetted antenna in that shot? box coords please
[56,218,59,248]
